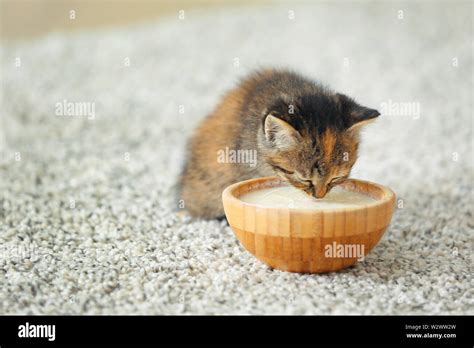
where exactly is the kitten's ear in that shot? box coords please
[264,114,300,149]
[347,106,380,132]
[336,93,380,132]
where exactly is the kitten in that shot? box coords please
[178,68,379,219]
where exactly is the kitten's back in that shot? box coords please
[178,69,325,219]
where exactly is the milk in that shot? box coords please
[240,185,375,209]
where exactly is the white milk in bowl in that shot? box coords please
[240,184,375,209]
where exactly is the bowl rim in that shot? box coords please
[222,176,396,214]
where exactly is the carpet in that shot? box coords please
[0,2,472,314]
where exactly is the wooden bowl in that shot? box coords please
[222,177,396,273]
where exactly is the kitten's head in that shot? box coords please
[259,93,379,198]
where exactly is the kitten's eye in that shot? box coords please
[330,176,347,185]
[273,165,294,175]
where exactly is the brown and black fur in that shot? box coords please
[178,68,380,219]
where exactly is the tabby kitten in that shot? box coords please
[178,69,379,219]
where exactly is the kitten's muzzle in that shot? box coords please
[303,185,316,197]
[314,185,329,198]
[300,179,329,198]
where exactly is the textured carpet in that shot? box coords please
[0,2,472,314]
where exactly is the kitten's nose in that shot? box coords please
[314,185,328,198]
